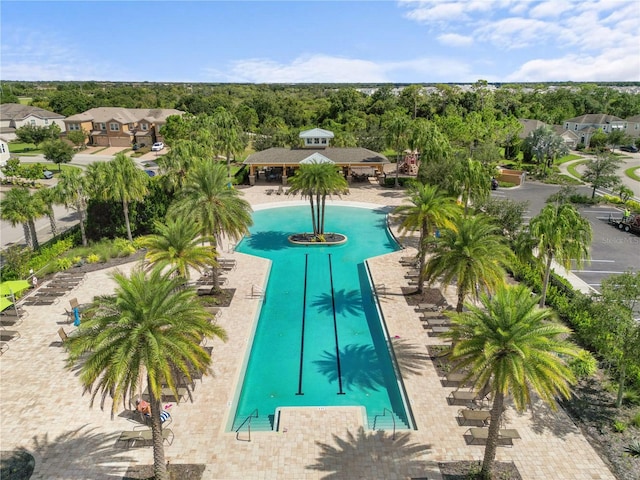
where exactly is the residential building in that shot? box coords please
[625,115,640,139]
[62,107,184,148]
[0,103,66,141]
[563,114,626,147]
[518,119,579,150]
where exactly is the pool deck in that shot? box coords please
[0,182,615,479]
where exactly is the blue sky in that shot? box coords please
[1,0,639,83]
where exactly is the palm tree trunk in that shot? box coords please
[480,391,505,480]
[47,207,58,237]
[77,201,88,247]
[22,223,33,249]
[147,377,169,480]
[308,197,316,235]
[320,195,326,235]
[456,285,465,313]
[395,153,401,188]
[28,219,39,250]
[123,200,133,242]
[539,254,553,307]
[416,222,428,294]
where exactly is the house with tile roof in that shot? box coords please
[243,128,389,186]
[0,103,66,141]
[563,114,625,147]
[62,107,184,148]
[518,119,579,149]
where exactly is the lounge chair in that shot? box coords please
[442,372,471,387]
[266,188,274,195]
[422,318,450,328]
[276,185,284,195]
[142,387,188,402]
[465,427,520,446]
[0,327,20,342]
[448,389,488,406]
[22,297,57,306]
[427,326,451,336]
[0,341,9,355]
[458,409,491,426]
[118,428,174,448]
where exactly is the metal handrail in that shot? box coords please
[251,284,265,299]
[372,408,396,440]
[235,409,259,442]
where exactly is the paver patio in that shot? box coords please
[0,182,615,479]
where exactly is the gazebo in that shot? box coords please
[243,128,390,186]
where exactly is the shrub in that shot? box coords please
[623,389,640,407]
[631,412,640,428]
[54,257,73,271]
[613,420,627,433]
[625,199,640,213]
[569,350,598,380]
[86,253,100,264]
[624,440,640,457]
[113,238,136,257]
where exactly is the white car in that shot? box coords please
[151,142,165,151]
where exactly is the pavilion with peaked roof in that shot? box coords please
[243,128,390,185]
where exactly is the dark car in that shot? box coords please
[144,169,156,177]
[620,145,639,153]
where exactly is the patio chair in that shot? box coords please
[458,409,491,426]
[142,386,188,402]
[422,318,450,328]
[465,427,520,446]
[276,185,284,195]
[0,341,9,355]
[442,372,472,387]
[57,327,69,343]
[118,427,174,448]
[0,327,21,342]
[428,326,451,337]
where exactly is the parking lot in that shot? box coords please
[494,182,640,293]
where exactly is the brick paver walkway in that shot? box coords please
[0,182,615,479]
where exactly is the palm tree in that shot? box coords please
[288,159,349,238]
[155,139,207,193]
[138,217,216,280]
[169,161,253,290]
[424,214,514,312]
[65,267,227,480]
[211,107,244,187]
[34,187,59,238]
[0,187,42,249]
[393,182,460,293]
[55,168,89,246]
[89,153,149,242]
[528,203,592,307]
[383,111,411,188]
[443,284,579,479]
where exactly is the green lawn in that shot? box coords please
[8,142,43,155]
[625,165,640,182]
[555,154,583,164]
[567,160,588,179]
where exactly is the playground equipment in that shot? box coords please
[399,150,419,175]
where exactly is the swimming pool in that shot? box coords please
[230,204,413,432]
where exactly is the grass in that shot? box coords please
[7,142,42,155]
[625,165,640,182]
[566,159,588,179]
[555,153,583,164]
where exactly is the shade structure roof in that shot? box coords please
[243,147,389,168]
[0,280,30,296]
[0,296,13,312]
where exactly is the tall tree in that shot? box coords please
[287,159,349,238]
[383,111,411,188]
[169,161,253,290]
[455,158,491,216]
[443,284,579,479]
[522,125,569,174]
[41,138,75,171]
[155,139,207,194]
[55,169,90,246]
[211,107,244,186]
[590,271,640,407]
[89,153,149,242]
[34,186,60,238]
[393,183,460,293]
[138,217,216,280]
[15,123,60,148]
[581,152,622,198]
[529,203,592,307]
[65,267,227,480]
[424,214,514,312]
[0,187,42,249]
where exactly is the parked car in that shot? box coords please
[151,142,164,151]
[43,170,54,179]
[620,145,639,153]
[144,169,156,177]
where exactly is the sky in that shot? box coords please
[1,0,639,84]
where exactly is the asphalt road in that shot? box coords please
[493,181,640,292]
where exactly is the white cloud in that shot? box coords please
[506,48,640,82]
[438,33,473,47]
[529,1,573,18]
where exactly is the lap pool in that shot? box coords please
[230,204,413,432]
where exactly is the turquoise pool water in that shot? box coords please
[231,205,412,432]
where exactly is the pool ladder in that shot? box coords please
[372,408,396,439]
[250,284,265,300]
[235,409,259,442]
